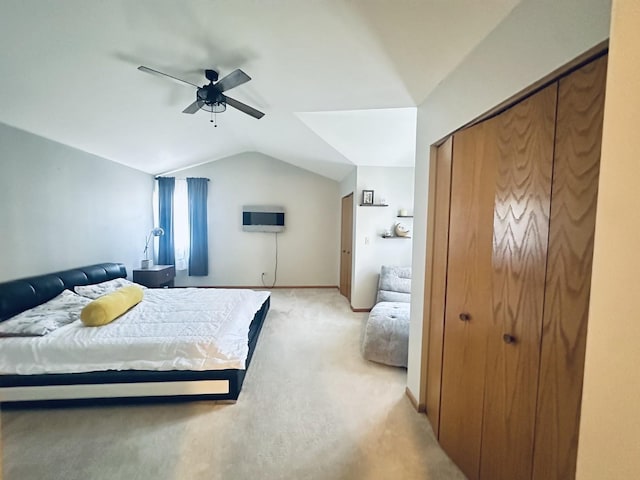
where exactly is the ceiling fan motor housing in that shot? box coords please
[205,69,219,82]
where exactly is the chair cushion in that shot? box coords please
[361,302,410,367]
[376,266,411,303]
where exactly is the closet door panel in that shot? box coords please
[480,84,557,480]
[532,55,607,480]
[425,137,453,437]
[439,119,498,480]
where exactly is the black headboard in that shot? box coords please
[0,263,127,322]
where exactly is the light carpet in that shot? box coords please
[1,288,464,480]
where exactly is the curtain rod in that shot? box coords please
[154,176,210,181]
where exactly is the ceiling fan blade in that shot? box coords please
[215,69,251,93]
[182,100,204,114]
[225,96,265,119]
[138,66,200,88]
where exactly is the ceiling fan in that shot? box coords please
[138,66,265,123]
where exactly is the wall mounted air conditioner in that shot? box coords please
[242,205,285,233]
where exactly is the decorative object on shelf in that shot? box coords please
[399,208,408,217]
[362,189,374,205]
[382,229,394,238]
[395,222,411,237]
[142,227,165,269]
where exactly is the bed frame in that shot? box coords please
[0,263,270,407]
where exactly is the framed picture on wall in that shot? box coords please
[362,190,374,205]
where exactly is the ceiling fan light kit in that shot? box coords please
[137,65,264,126]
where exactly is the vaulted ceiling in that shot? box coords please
[0,0,520,180]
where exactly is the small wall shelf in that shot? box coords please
[360,204,389,207]
[397,215,414,218]
[381,235,412,239]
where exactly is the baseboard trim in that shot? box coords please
[406,387,425,413]
[351,307,372,313]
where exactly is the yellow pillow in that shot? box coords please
[80,285,144,327]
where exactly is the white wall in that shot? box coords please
[407,0,612,400]
[351,166,414,309]
[0,122,154,281]
[339,168,356,198]
[577,1,640,477]
[170,152,340,287]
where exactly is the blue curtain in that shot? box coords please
[157,177,175,266]
[187,177,209,276]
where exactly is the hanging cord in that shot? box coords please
[272,232,278,288]
[261,232,279,288]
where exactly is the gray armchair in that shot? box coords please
[361,266,411,367]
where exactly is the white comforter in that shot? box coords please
[0,288,270,375]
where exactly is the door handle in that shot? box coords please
[459,313,471,322]
[503,334,517,344]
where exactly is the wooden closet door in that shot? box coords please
[439,118,498,480]
[479,84,558,480]
[425,137,453,438]
[532,55,607,480]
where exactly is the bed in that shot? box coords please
[0,263,270,407]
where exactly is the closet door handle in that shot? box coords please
[459,313,471,322]
[503,334,517,344]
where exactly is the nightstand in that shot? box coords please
[133,265,175,288]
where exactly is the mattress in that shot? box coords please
[0,288,270,375]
